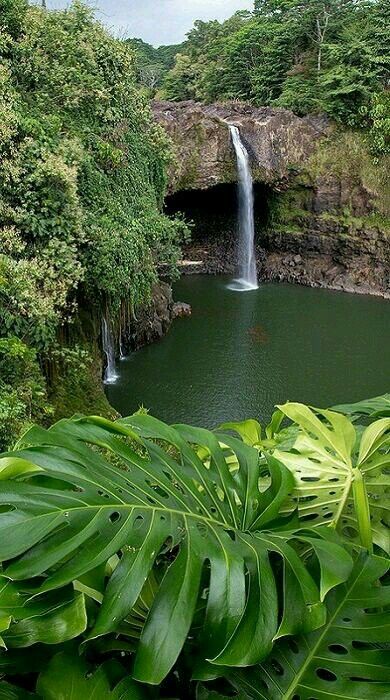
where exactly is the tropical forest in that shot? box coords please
[0,0,389,698]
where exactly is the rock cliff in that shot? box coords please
[154,100,389,297]
[153,100,328,191]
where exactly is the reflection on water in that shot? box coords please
[106,276,390,428]
[248,325,269,344]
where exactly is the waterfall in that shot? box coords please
[228,125,258,291]
[119,336,126,360]
[102,316,118,384]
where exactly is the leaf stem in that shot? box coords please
[352,468,373,553]
[331,470,352,529]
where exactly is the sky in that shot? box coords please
[43,1,254,46]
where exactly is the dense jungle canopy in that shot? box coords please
[134,0,390,156]
[0,0,187,448]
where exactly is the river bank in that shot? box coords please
[177,237,390,299]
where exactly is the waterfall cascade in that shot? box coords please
[228,125,258,291]
[102,316,118,384]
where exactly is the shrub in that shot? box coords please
[0,397,388,697]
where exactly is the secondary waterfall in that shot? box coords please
[228,125,258,291]
[102,316,118,384]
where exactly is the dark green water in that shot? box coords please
[106,276,390,427]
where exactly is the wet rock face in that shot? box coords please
[129,282,191,350]
[312,175,373,217]
[152,100,329,191]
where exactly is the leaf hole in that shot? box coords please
[288,639,299,654]
[225,529,236,541]
[146,480,169,498]
[134,515,144,529]
[300,513,319,521]
[0,504,16,513]
[316,668,337,682]
[352,640,376,650]
[342,526,358,538]
[109,512,120,523]
[328,644,348,655]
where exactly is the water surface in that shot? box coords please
[106,276,390,427]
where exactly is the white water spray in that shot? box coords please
[119,332,126,361]
[102,316,118,384]
[228,125,258,291]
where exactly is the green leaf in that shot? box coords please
[0,646,54,676]
[196,683,249,700]
[0,682,37,699]
[0,616,11,649]
[0,580,87,648]
[0,458,42,481]
[333,394,390,419]
[276,403,356,466]
[358,418,390,465]
[36,652,148,699]
[274,404,390,552]
[265,410,285,441]
[217,420,262,446]
[0,414,351,684]
[229,554,390,699]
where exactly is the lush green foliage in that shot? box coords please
[161,1,389,154]
[0,1,187,449]
[127,38,184,96]
[0,397,388,697]
[0,338,51,451]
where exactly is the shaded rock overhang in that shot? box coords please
[152,100,330,193]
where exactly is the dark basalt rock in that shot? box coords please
[154,100,389,298]
[152,100,329,192]
[128,282,191,350]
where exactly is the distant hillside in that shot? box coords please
[126,37,185,95]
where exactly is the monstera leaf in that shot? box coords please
[36,652,147,700]
[333,394,390,419]
[0,580,87,649]
[272,404,390,552]
[0,415,352,684]
[228,554,390,699]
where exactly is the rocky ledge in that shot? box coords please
[154,100,389,298]
[179,240,389,299]
[153,100,329,191]
[124,282,191,352]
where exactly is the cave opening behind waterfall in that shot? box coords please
[165,182,272,246]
